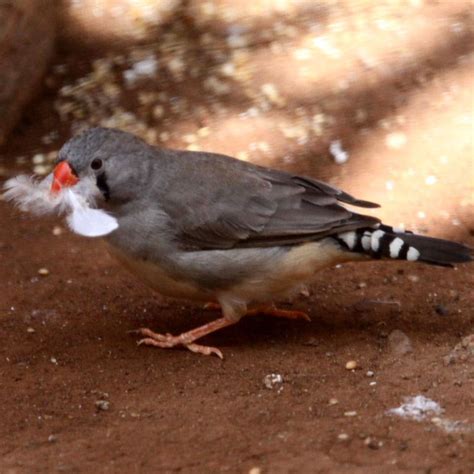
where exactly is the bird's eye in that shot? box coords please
[90,158,103,170]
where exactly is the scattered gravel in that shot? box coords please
[443,334,474,365]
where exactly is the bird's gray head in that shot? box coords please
[53,127,154,205]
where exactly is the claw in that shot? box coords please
[132,325,228,358]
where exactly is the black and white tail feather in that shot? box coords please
[334,224,473,267]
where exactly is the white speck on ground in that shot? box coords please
[388,395,442,421]
[329,140,349,164]
[263,373,283,390]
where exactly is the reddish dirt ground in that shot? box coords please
[1,1,473,473]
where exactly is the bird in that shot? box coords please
[47,127,472,358]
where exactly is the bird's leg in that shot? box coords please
[246,303,311,321]
[133,316,237,359]
[204,302,310,322]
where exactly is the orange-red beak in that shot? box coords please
[51,161,79,194]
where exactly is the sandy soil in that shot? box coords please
[0,1,473,473]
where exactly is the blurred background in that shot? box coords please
[1,0,473,234]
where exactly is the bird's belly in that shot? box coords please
[224,239,357,303]
[107,246,211,301]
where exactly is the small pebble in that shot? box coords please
[248,468,261,474]
[26,327,35,334]
[366,371,374,377]
[38,268,50,276]
[344,411,357,417]
[345,360,358,370]
[434,304,449,316]
[50,357,58,365]
[369,381,377,386]
[48,434,57,443]
[95,400,110,411]
[52,226,63,236]
[328,398,339,405]
[338,433,350,441]
[263,373,283,390]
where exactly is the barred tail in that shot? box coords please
[334,224,473,267]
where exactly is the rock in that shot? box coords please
[443,334,474,366]
[0,0,56,145]
[387,329,413,356]
[434,304,449,316]
[345,360,358,370]
[263,373,283,390]
[95,399,110,411]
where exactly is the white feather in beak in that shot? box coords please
[2,173,118,237]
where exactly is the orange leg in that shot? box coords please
[133,303,310,359]
[246,304,311,322]
[205,302,310,322]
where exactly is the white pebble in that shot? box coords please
[345,360,358,370]
[425,175,437,185]
[263,373,283,389]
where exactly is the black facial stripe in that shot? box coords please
[96,172,110,201]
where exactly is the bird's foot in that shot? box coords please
[130,317,236,359]
[133,328,224,359]
[247,304,311,322]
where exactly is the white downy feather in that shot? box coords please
[65,190,118,237]
[2,174,118,237]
